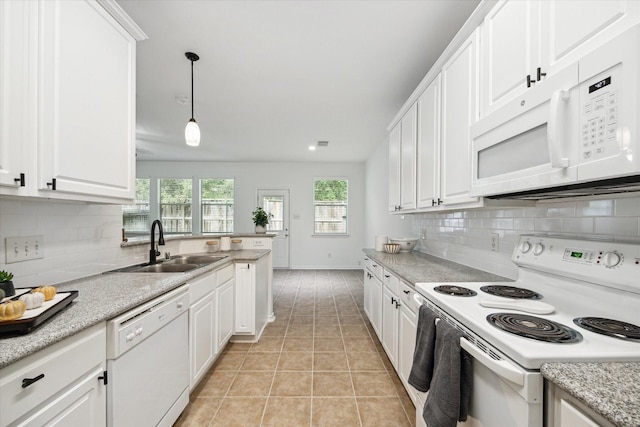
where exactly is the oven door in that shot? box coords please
[413,298,543,427]
[470,63,579,197]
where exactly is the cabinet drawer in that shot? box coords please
[383,270,399,295]
[370,261,383,281]
[217,264,234,286]
[0,324,106,426]
[189,271,216,303]
[398,282,419,315]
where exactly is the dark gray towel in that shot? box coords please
[408,304,437,392]
[459,349,473,421]
[423,320,473,427]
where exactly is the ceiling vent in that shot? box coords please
[317,141,329,147]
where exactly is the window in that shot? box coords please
[201,179,234,233]
[160,178,192,234]
[263,196,284,232]
[122,178,150,238]
[314,179,348,234]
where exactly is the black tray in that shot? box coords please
[0,290,79,336]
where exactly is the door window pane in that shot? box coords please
[122,178,150,239]
[263,196,284,231]
[160,179,192,234]
[201,179,234,233]
[314,179,348,234]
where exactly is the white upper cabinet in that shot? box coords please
[388,123,401,212]
[481,0,640,117]
[389,104,418,213]
[400,104,417,210]
[416,74,441,209]
[0,0,146,203]
[0,1,33,196]
[440,29,480,206]
[481,0,540,116]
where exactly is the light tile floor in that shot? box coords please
[174,269,416,427]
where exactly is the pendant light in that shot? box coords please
[185,51,200,147]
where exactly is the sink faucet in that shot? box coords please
[149,219,165,264]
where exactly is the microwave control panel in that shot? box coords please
[580,65,620,163]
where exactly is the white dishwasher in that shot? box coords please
[106,285,190,427]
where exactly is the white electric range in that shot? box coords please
[413,234,640,427]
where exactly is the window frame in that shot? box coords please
[312,177,349,236]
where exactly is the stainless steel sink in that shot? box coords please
[133,263,200,273]
[166,255,227,265]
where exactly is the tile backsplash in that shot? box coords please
[411,195,640,279]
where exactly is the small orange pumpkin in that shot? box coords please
[33,286,57,301]
[0,300,26,321]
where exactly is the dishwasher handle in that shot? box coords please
[460,337,525,386]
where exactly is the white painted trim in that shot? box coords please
[96,0,148,41]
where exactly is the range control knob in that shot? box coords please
[533,243,545,256]
[601,251,622,268]
[520,241,531,253]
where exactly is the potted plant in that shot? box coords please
[0,270,15,297]
[251,207,272,234]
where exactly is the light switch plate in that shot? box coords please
[5,235,44,263]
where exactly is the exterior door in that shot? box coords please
[258,189,290,268]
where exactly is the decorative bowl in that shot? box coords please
[383,243,401,254]
[389,237,419,252]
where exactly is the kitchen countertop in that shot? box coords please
[542,362,640,427]
[363,249,511,286]
[0,249,270,369]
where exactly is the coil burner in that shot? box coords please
[574,317,640,342]
[481,285,542,300]
[488,313,582,343]
[434,285,477,297]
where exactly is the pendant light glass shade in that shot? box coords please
[185,118,200,146]
[185,52,200,147]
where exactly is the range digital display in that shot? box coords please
[570,251,583,259]
[589,77,611,93]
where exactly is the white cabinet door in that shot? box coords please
[540,0,640,77]
[235,263,256,334]
[388,123,401,212]
[398,303,418,403]
[0,0,32,195]
[217,278,235,348]
[416,75,441,208]
[189,291,216,390]
[37,0,136,202]
[481,0,540,116]
[369,273,382,340]
[441,29,480,206]
[381,284,398,368]
[16,366,106,427]
[400,104,418,210]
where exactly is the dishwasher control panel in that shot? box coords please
[106,285,189,359]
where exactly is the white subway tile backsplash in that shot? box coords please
[412,195,640,277]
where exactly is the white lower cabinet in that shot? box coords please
[363,257,383,340]
[381,271,400,369]
[234,256,268,340]
[397,282,419,404]
[189,290,216,391]
[0,324,106,427]
[217,265,235,349]
[547,383,614,427]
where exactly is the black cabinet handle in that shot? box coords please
[527,74,532,88]
[22,374,45,388]
[98,371,108,385]
[403,290,410,294]
[391,297,396,304]
[46,178,56,190]
[537,67,546,81]
[14,173,25,187]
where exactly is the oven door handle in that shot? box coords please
[460,338,525,386]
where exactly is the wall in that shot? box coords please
[137,160,366,269]
[364,139,413,247]
[410,196,640,279]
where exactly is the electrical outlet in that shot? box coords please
[5,235,44,263]
[490,233,499,252]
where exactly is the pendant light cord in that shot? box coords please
[190,58,194,119]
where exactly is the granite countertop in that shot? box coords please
[0,249,269,369]
[363,249,511,286]
[542,362,640,427]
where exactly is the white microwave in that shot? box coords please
[470,24,640,199]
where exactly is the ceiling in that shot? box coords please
[118,0,480,163]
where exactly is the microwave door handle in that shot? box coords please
[547,90,570,168]
[460,337,525,386]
